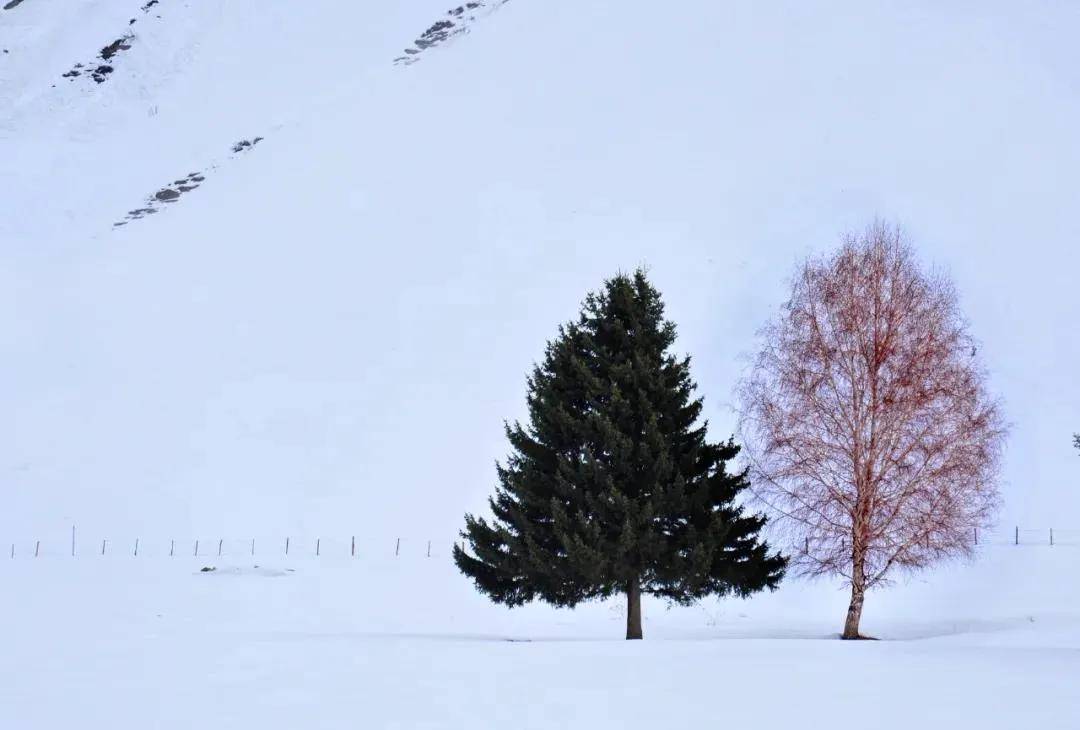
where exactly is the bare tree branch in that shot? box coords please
[738,222,1007,638]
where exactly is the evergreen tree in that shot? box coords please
[1074,433,1079,453]
[453,270,786,639]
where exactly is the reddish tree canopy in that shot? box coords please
[739,223,1006,637]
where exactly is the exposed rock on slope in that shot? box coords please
[394,1,511,66]
[114,138,264,227]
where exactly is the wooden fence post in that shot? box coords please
[974,527,977,546]
[316,538,321,557]
[427,540,431,558]
[35,541,40,557]
[395,538,400,556]
[285,537,290,555]
[72,525,76,557]
[102,539,106,556]
[251,538,255,556]
[10,544,13,559]
[351,536,355,557]
[170,539,175,557]
[134,538,139,557]
[194,539,199,557]
[1050,528,1053,546]
[1015,526,1018,545]
[218,539,223,557]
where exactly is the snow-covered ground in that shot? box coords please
[2,546,1078,728]
[3,1,1080,726]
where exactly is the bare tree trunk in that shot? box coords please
[842,578,865,639]
[626,577,643,640]
[842,546,867,639]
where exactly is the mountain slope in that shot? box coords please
[2,0,1079,548]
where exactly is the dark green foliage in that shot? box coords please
[454,271,786,631]
[1074,433,1079,453]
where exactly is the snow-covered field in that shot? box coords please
[3,1,1080,727]
[2,546,1078,728]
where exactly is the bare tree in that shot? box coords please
[739,222,1006,639]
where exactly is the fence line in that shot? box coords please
[4,533,465,560]
[6,527,1079,560]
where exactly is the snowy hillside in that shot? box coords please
[3,1,1080,727]
[3,0,1079,546]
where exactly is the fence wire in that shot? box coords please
[3,533,460,560]
[4,527,1080,561]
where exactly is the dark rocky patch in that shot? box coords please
[59,14,146,84]
[3,0,28,10]
[416,20,457,50]
[100,37,132,61]
[394,1,506,66]
[114,137,266,228]
[231,137,264,153]
[62,38,129,83]
[450,3,482,17]
[90,65,114,83]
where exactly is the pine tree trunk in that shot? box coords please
[626,577,643,640]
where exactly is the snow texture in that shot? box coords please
[1,546,1078,728]
[1,1,1079,725]
[3,0,1078,551]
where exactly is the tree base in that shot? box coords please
[839,633,878,641]
[626,577,643,640]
